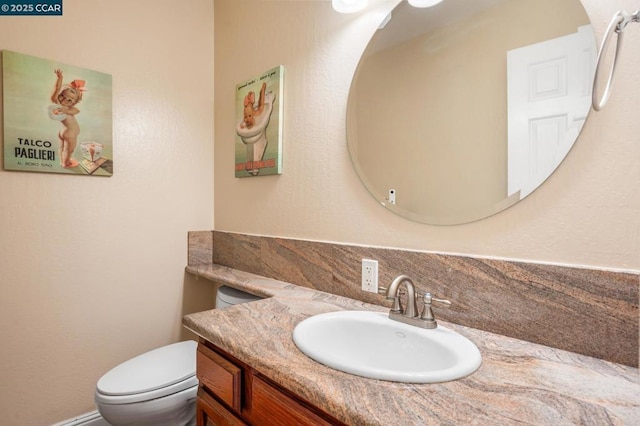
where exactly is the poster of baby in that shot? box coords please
[235,65,283,178]
[2,50,113,176]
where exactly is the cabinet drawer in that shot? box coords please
[197,388,246,426]
[197,343,242,411]
[251,375,335,426]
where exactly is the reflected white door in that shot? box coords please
[507,25,595,198]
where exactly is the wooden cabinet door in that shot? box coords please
[250,375,337,426]
[196,339,345,426]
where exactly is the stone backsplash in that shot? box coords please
[188,230,639,367]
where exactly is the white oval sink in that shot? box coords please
[293,310,481,383]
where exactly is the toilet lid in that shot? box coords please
[97,340,197,396]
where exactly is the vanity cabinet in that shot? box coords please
[196,339,345,426]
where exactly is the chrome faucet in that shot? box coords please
[384,275,451,329]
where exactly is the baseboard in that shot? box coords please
[52,410,109,426]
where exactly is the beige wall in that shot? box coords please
[0,0,214,424]
[214,0,639,271]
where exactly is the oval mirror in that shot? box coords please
[347,0,596,225]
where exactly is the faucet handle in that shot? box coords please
[420,292,451,324]
[423,292,451,307]
[378,286,403,313]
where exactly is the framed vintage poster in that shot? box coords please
[2,50,113,176]
[235,65,283,177]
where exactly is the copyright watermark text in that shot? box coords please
[0,0,62,15]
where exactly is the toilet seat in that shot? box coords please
[95,375,198,405]
[96,340,197,405]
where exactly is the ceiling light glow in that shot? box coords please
[408,0,444,8]
[332,0,368,14]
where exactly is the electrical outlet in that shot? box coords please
[361,259,379,293]
[388,189,396,205]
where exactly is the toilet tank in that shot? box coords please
[215,285,262,309]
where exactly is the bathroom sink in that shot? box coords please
[292,310,481,383]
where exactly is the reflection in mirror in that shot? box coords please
[347,0,595,225]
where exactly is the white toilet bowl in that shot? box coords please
[95,286,262,425]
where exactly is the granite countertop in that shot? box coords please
[183,263,640,425]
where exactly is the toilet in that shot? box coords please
[95,286,262,426]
